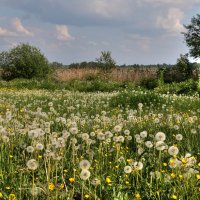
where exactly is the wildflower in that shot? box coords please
[79,160,91,170]
[91,178,101,186]
[175,134,183,141]
[35,143,44,150]
[168,146,179,156]
[106,177,112,184]
[8,194,16,200]
[145,141,153,148]
[0,193,2,198]
[69,177,75,183]
[80,169,91,180]
[156,141,166,151]
[170,173,176,178]
[85,194,90,199]
[163,163,167,167]
[114,125,122,132]
[26,159,38,170]
[196,174,200,179]
[124,166,132,174]
[133,162,143,170]
[155,132,166,141]
[171,194,177,199]
[26,146,34,153]
[140,131,147,138]
[135,193,141,199]
[49,182,55,191]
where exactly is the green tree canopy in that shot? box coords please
[96,51,116,70]
[0,43,50,80]
[183,14,200,59]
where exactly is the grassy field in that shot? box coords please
[0,86,200,200]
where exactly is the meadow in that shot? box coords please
[0,86,200,200]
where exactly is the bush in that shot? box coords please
[139,78,158,90]
[155,79,198,95]
[0,43,50,80]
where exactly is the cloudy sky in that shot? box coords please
[0,0,199,65]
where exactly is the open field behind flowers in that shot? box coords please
[0,88,200,200]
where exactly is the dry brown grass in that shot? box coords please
[55,67,158,82]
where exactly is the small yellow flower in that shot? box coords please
[170,173,176,178]
[85,194,90,199]
[182,158,187,164]
[163,163,167,167]
[171,194,177,199]
[161,170,166,173]
[125,181,129,185]
[49,182,55,191]
[63,169,68,173]
[115,165,119,169]
[106,177,112,184]
[69,177,75,183]
[196,174,200,180]
[179,175,183,179]
[8,194,17,200]
[38,155,42,159]
[0,193,3,198]
[9,155,13,158]
[135,193,141,199]
[6,186,11,190]
[198,163,200,167]
[59,183,65,189]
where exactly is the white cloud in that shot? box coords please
[12,17,33,36]
[0,26,16,37]
[156,8,185,33]
[56,25,74,41]
[88,0,133,17]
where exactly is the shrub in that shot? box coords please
[139,78,158,90]
[0,43,50,80]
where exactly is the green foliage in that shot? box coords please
[160,55,194,83]
[96,51,116,70]
[139,77,158,90]
[110,90,166,109]
[183,14,200,59]
[154,79,198,95]
[0,43,50,80]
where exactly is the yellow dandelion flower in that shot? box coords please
[59,183,65,189]
[163,163,167,167]
[8,194,16,200]
[171,194,177,199]
[49,182,55,191]
[69,177,75,183]
[85,194,90,199]
[135,193,141,199]
[181,158,187,164]
[125,181,129,185]
[106,177,112,184]
[196,174,200,180]
[179,175,183,179]
[170,173,176,178]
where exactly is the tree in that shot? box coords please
[0,43,50,80]
[96,51,116,70]
[183,14,200,59]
